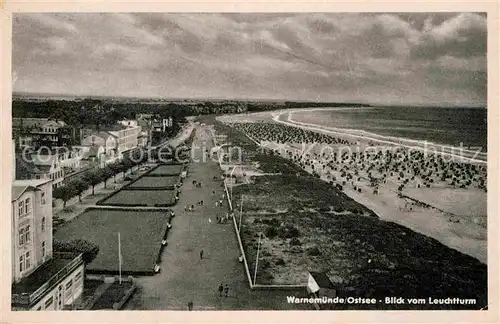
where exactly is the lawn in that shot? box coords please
[98,189,177,207]
[54,208,169,273]
[148,164,184,176]
[126,176,180,189]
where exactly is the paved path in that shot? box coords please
[125,125,244,310]
[125,125,312,310]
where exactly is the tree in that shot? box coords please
[108,162,122,182]
[53,185,76,208]
[101,166,114,188]
[70,179,89,202]
[83,169,102,195]
[53,239,100,264]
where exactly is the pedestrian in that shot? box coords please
[215,201,219,207]
[216,216,220,223]
[219,199,223,206]
[218,284,224,297]
[224,285,229,297]
[201,200,204,206]
[200,249,204,260]
[188,300,193,311]
[191,204,195,211]
[212,190,216,195]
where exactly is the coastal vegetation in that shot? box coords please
[206,115,487,309]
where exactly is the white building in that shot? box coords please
[108,125,141,155]
[80,131,121,167]
[11,179,85,310]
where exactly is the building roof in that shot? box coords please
[12,179,51,201]
[13,179,52,188]
[11,185,33,201]
[99,124,128,132]
[310,272,335,290]
[83,132,114,142]
[11,254,82,296]
[82,145,100,159]
[12,118,66,129]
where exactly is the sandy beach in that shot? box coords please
[217,109,487,264]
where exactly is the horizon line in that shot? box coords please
[12,91,487,108]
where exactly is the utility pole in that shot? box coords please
[239,195,243,233]
[253,233,262,286]
[118,232,122,285]
[230,165,238,203]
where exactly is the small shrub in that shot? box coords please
[334,206,343,213]
[265,225,278,239]
[275,258,286,266]
[307,246,321,256]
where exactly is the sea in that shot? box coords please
[291,106,488,152]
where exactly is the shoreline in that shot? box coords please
[218,111,487,264]
[273,110,487,164]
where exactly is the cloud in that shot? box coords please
[12,13,487,105]
[410,13,487,59]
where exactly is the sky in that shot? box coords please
[12,13,487,106]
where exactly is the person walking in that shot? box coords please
[200,249,204,260]
[224,284,229,297]
[218,284,224,297]
[188,300,193,311]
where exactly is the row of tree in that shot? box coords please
[53,150,148,207]
[12,98,370,123]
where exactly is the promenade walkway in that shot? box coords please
[125,124,311,310]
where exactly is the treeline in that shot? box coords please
[12,98,187,130]
[12,98,370,122]
[53,149,148,208]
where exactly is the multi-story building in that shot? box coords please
[108,124,141,155]
[137,131,149,147]
[80,131,121,167]
[15,154,65,189]
[11,179,84,310]
[12,118,73,150]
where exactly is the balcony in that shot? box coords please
[12,253,83,308]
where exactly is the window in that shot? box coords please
[19,225,31,246]
[44,296,53,308]
[19,227,25,246]
[18,201,24,217]
[35,175,41,180]
[41,217,46,232]
[19,255,24,272]
[42,241,46,257]
[24,198,31,214]
[25,251,31,269]
[65,279,73,291]
[75,271,82,286]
